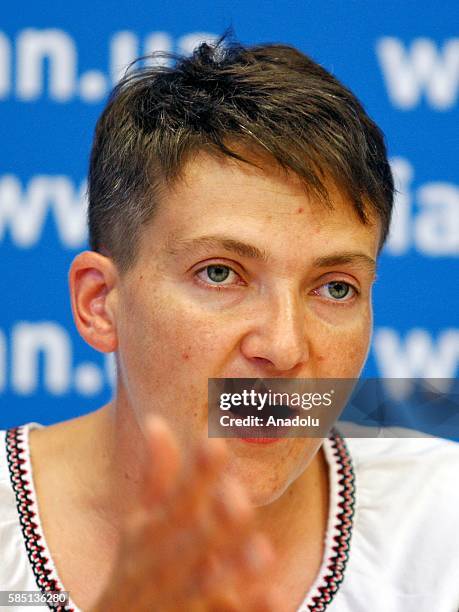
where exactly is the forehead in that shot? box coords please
[140,150,381,264]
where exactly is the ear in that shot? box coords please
[69,251,119,353]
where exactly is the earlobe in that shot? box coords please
[69,251,119,353]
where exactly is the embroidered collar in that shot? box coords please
[6,424,355,612]
[301,430,356,611]
[6,425,76,612]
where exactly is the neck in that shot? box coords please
[66,399,329,559]
[253,445,329,554]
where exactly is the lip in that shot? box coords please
[240,437,281,444]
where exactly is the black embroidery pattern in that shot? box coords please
[6,427,75,611]
[307,431,355,610]
[6,425,355,612]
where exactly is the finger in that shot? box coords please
[142,436,230,557]
[146,477,256,601]
[181,506,277,608]
[195,587,241,612]
[183,475,256,573]
[245,587,284,612]
[138,436,230,558]
[235,530,276,578]
[118,438,231,600]
[115,438,229,601]
[227,533,280,612]
[141,415,181,508]
[195,530,275,599]
[167,435,229,526]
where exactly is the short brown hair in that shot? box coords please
[88,40,394,272]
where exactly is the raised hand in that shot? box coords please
[90,416,279,612]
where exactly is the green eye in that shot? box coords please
[206,265,231,283]
[327,281,351,299]
[195,263,242,289]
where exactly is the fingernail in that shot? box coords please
[243,533,274,572]
[145,414,167,436]
[221,480,252,522]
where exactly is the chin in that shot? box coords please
[225,453,301,508]
[245,481,293,508]
[223,436,318,508]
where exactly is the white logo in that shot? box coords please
[0,29,218,103]
[373,328,459,379]
[0,175,88,248]
[372,327,458,399]
[0,322,114,396]
[384,158,459,256]
[376,37,459,109]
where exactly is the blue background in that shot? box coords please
[1,1,458,430]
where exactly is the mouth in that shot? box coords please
[229,400,297,419]
[224,378,300,440]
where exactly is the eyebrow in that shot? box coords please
[313,253,377,273]
[166,235,270,262]
[165,234,377,273]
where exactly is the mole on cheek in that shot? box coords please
[182,352,190,360]
[297,208,304,213]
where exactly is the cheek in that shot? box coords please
[115,285,234,405]
[115,296,211,437]
[313,314,372,377]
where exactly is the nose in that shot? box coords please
[240,288,309,373]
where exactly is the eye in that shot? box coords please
[315,280,357,301]
[195,264,242,287]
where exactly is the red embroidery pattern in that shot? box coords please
[307,431,355,611]
[5,425,354,612]
[6,427,74,612]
